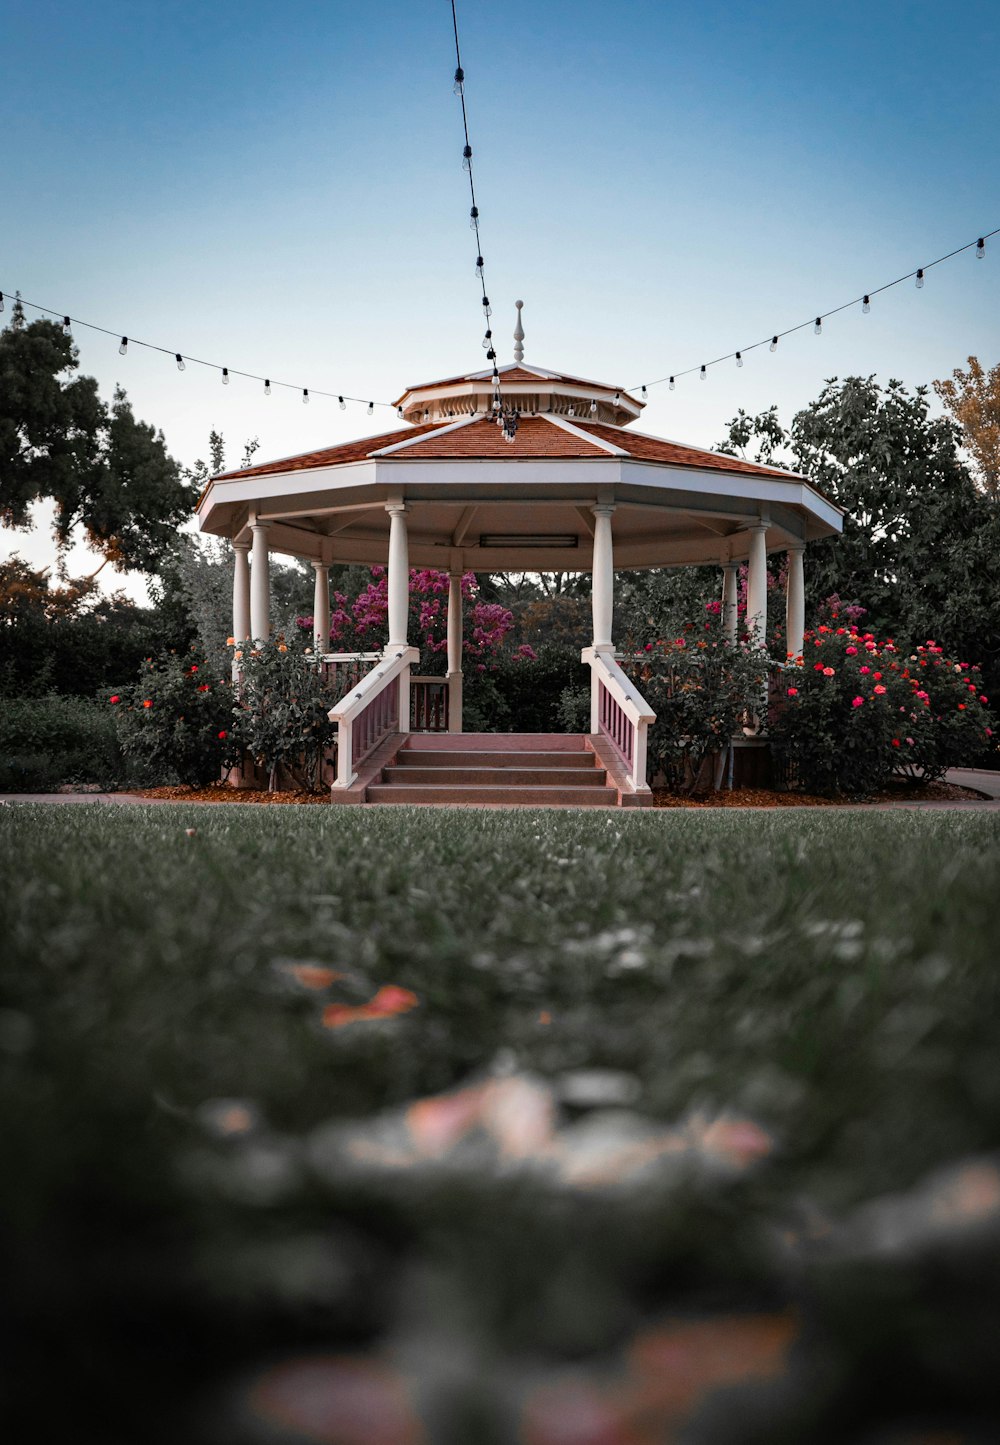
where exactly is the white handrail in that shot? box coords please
[581,646,656,794]
[328,646,418,787]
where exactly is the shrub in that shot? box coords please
[230,638,336,791]
[769,626,996,794]
[462,644,588,733]
[621,622,772,790]
[0,694,125,791]
[114,650,235,786]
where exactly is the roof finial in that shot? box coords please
[513,300,524,364]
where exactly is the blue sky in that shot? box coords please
[3,0,998,587]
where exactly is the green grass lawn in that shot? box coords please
[3,804,1000,1443]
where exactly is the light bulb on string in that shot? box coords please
[423,409,430,421]
[302,389,309,404]
[736,352,743,368]
[397,406,404,417]
[119,337,128,356]
[62,316,71,335]
[264,379,271,396]
[453,66,464,95]
[700,365,707,381]
[0,292,5,312]
[669,377,675,390]
[977,237,986,258]
[770,336,778,352]
[862,295,871,313]
[567,405,575,417]
[367,402,374,416]
[482,296,491,317]
[482,329,492,350]
[590,399,598,415]
[641,385,648,399]
[222,368,230,384]
[176,354,185,371]
[339,396,346,410]
[613,391,620,404]
[915,269,924,288]
[462,145,472,171]
[469,206,479,230]
[475,256,484,278]
[814,317,822,334]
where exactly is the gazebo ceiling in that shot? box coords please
[198,364,844,573]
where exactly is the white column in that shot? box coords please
[745,524,768,648]
[250,522,271,642]
[385,503,409,650]
[447,570,464,733]
[721,562,738,644]
[312,561,330,655]
[785,544,805,659]
[232,542,251,643]
[591,503,615,651]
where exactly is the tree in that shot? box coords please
[933,356,1000,499]
[0,302,192,573]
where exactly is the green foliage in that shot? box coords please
[231,637,336,791]
[621,621,772,789]
[2,805,1000,1440]
[0,306,193,571]
[770,625,996,794]
[114,649,234,786]
[0,557,190,697]
[0,694,125,790]
[462,643,589,732]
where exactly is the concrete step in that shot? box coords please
[402,732,587,752]
[381,765,608,787]
[365,783,617,807]
[394,749,598,770]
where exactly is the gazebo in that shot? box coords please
[197,311,843,805]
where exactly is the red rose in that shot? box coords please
[109,695,120,704]
[143,699,152,708]
[218,730,228,739]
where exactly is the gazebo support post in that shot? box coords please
[721,562,738,644]
[447,570,464,732]
[311,561,330,656]
[250,522,271,642]
[785,543,805,659]
[385,501,412,730]
[745,524,768,648]
[589,503,616,727]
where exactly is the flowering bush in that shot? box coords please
[770,625,996,794]
[621,620,772,790]
[230,637,335,791]
[114,650,235,785]
[295,566,515,668]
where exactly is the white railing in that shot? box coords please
[328,647,419,788]
[581,646,655,795]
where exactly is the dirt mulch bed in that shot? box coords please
[651,778,988,808]
[128,779,990,808]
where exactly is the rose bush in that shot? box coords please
[114,649,235,785]
[230,637,336,792]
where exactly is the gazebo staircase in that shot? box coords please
[365,734,621,807]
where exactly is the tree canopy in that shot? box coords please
[0,302,193,572]
[933,355,1000,499]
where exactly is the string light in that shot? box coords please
[302,388,309,403]
[1,290,396,412]
[700,364,707,380]
[977,237,986,258]
[629,226,997,395]
[222,367,230,384]
[613,390,620,404]
[668,377,675,390]
[590,399,598,414]
[641,385,648,399]
[735,351,743,368]
[814,317,822,334]
[367,402,374,416]
[450,0,518,441]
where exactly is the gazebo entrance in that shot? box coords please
[198,328,842,805]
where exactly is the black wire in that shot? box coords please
[632,227,1000,392]
[450,0,505,417]
[0,291,394,409]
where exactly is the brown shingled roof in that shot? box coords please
[209,415,808,484]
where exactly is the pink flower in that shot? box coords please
[787,687,798,696]
[822,666,835,677]
[981,696,989,705]
[852,696,864,708]
[109,694,120,704]
[860,666,870,674]
[906,736,915,745]
[874,684,887,695]
[845,645,858,655]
